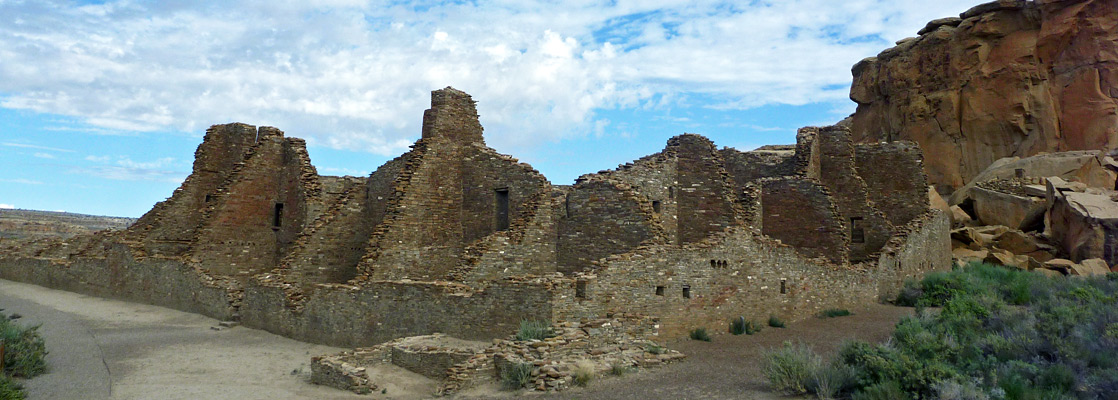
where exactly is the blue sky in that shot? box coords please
[0,0,979,217]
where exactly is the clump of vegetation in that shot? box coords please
[1,311,48,400]
[609,362,633,376]
[515,320,553,341]
[819,308,852,318]
[768,315,786,328]
[500,362,534,390]
[761,342,819,395]
[572,360,596,387]
[645,343,666,355]
[729,317,761,335]
[689,327,712,342]
[761,262,1118,399]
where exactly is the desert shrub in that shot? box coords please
[852,381,907,400]
[689,327,711,342]
[933,379,990,400]
[761,342,819,395]
[645,343,666,355]
[894,278,923,307]
[609,362,632,376]
[515,320,553,341]
[572,360,595,387]
[1,314,47,378]
[819,308,852,318]
[809,362,855,400]
[0,374,24,400]
[500,362,533,390]
[768,315,786,328]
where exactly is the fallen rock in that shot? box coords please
[984,248,1029,269]
[1047,191,1118,266]
[1079,258,1111,276]
[970,185,1049,229]
[1042,258,1077,275]
[953,247,989,264]
[950,205,975,227]
[993,230,1040,255]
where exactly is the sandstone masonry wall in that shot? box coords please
[855,141,930,227]
[760,177,848,264]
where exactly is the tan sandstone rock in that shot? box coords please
[1047,191,1118,266]
[850,0,1118,192]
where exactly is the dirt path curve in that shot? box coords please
[0,278,371,400]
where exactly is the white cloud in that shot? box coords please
[0,178,43,185]
[1,142,74,153]
[0,0,979,154]
[0,204,14,209]
[73,155,186,182]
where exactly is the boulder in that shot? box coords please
[1043,258,1078,275]
[929,186,952,220]
[993,230,1040,254]
[953,247,989,264]
[950,205,974,227]
[949,152,1112,205]
[1046,191,1118,266]
[849,0,1118,193]
[1034,268,1063,278]
[1079,258,1112,276]
[984,248,1029,269]
[970,186,1047,229]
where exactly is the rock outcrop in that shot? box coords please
[849,0,1118,193]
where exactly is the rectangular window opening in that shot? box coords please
[575,280,588,299]
[655,286,665,296]
[495,188,510,231]
[850,217,865,244]
[652,200,662,214]
[273,203,284,228]
[204,194,213,203]
[780,278,787,294]
[682,284,691,299]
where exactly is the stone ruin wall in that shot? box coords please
[552,210,951,339]
[759,177,849,264]
[855,141,930,227]
[799,126,894,261]
[0,88,952,349]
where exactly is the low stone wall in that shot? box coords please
[874,210,953,300]
[0,245,236,320]
[240,279,553,347]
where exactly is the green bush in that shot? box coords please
[515,320,553,341]
[809,362,855,400]
[761,342,819,395]
[852,381,908,400]
[689,327,711,342]
[819,308,852,318]
[609,362,632,376]
[500,362,533,390]
[1,314,48,378]
[0,374,24,400]
[645,343,666,355]
[768,315,786,328]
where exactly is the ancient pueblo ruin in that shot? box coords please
[2,0,1117,395]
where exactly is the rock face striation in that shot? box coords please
[849,0,1118,193]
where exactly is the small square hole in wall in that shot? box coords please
[204,194,213,203]
[710,259,717,268]
[850,217,865,244]
[652,200,662,214]
[655,286,665,296]
[682,285,691,299]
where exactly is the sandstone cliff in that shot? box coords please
[849,0,1118,193]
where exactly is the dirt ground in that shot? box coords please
[1,278,912,399]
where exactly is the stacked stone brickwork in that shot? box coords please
[0,87,949,355]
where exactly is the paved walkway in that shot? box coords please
[0,279,372,400]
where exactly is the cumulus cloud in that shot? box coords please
[0,0,978,154]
